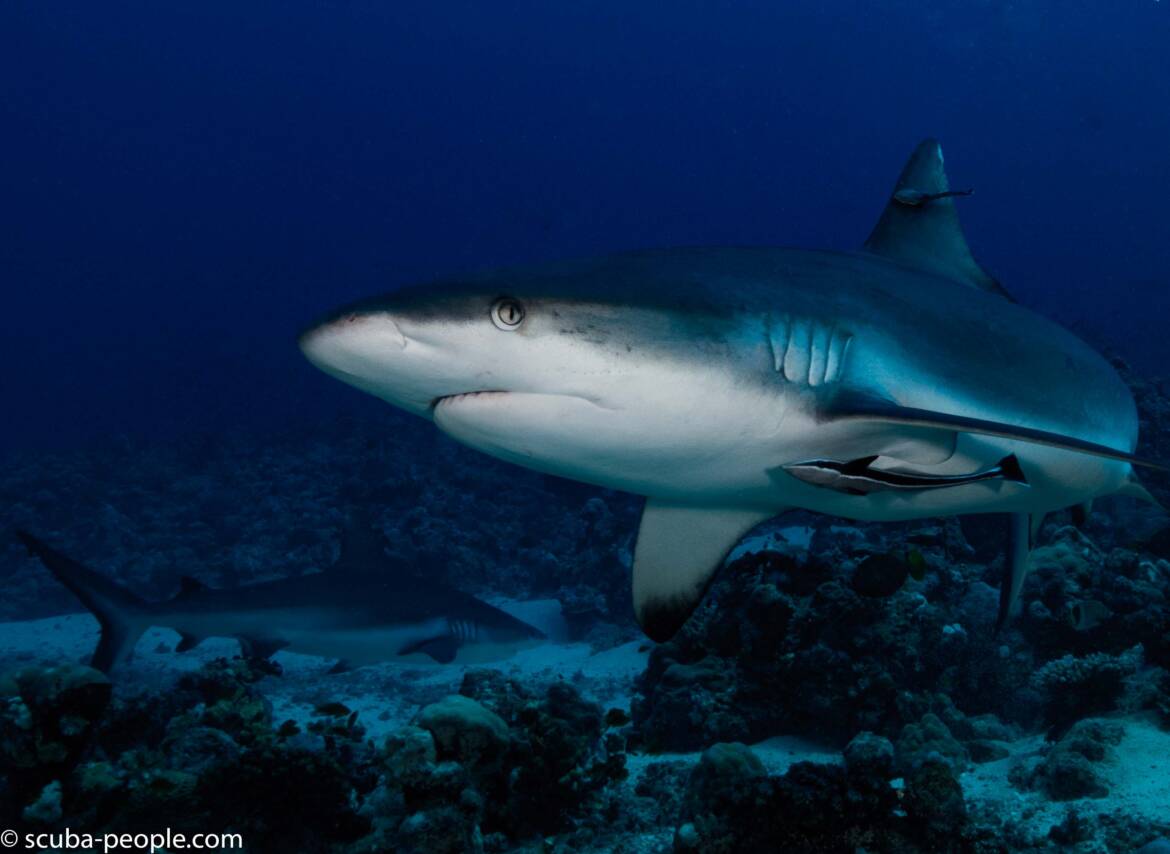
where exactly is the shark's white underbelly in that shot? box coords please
[432,364,1130,522]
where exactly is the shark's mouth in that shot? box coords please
[432,390,512,410]
[434,390,616,412]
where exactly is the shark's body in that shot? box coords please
[300,140,1163,641]
[18,529,544,673]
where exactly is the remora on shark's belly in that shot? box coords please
[300,139,1165,642]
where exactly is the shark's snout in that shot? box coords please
[299,312,407,369]
[299,309,440,412]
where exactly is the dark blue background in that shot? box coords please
[3,1,1169,450]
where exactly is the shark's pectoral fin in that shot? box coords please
[824,388,1169,471]
[399,635,459,664]
[175,632,202,653]
[633,500,775,642]
[238,636,289,660]
[996,512,1040,632]
[864,138,1010,299]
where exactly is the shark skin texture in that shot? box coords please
[299,140,1163,642]
[16,526,545,673]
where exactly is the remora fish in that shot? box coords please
[783,453,1027,495]
[299,140,1165,641]
[17,525,545,673]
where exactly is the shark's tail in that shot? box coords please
[17,531,151,673]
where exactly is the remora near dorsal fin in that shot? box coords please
[865,139,1011,300]
[632,500,775,642]
[825,388,1170,472]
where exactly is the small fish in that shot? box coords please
[1066,599,1112,632]
[314,701,352,718]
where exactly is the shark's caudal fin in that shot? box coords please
[632,501,775,641]
[17,532,151,672]
[864,139,1012,300]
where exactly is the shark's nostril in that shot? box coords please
[384,316,407,349]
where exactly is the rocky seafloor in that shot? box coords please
[2,362,1170,852]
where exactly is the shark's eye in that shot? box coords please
[490,297,525,330]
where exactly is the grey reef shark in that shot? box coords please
[299,139,1166,642]
[17,516,545,673]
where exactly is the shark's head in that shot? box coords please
[299,280,615,418]
[299,255,761,497]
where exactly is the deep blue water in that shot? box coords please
[3,0,1170,450]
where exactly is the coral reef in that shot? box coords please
[1,372,1170,850]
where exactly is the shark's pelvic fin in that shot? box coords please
[238,636,290,660]
[399,635,459,664]
[996,512,1038,632]
[632,501,774,642]
[825,388,1169,472]
[177,576,207,597]
[1070,500,1093,528]
[864,139,1011,300]
[1114,470,1165,510]
[175,632,202,652]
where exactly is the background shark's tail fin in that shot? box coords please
[17,531,151,672]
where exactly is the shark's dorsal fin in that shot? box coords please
[864,139,1011,300]
[398,635,459,664]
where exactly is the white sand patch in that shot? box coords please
[625,733,840,789]
[749,734,842,774]
[961,715,1170,842]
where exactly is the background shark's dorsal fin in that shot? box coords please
[864,139,1012,300]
